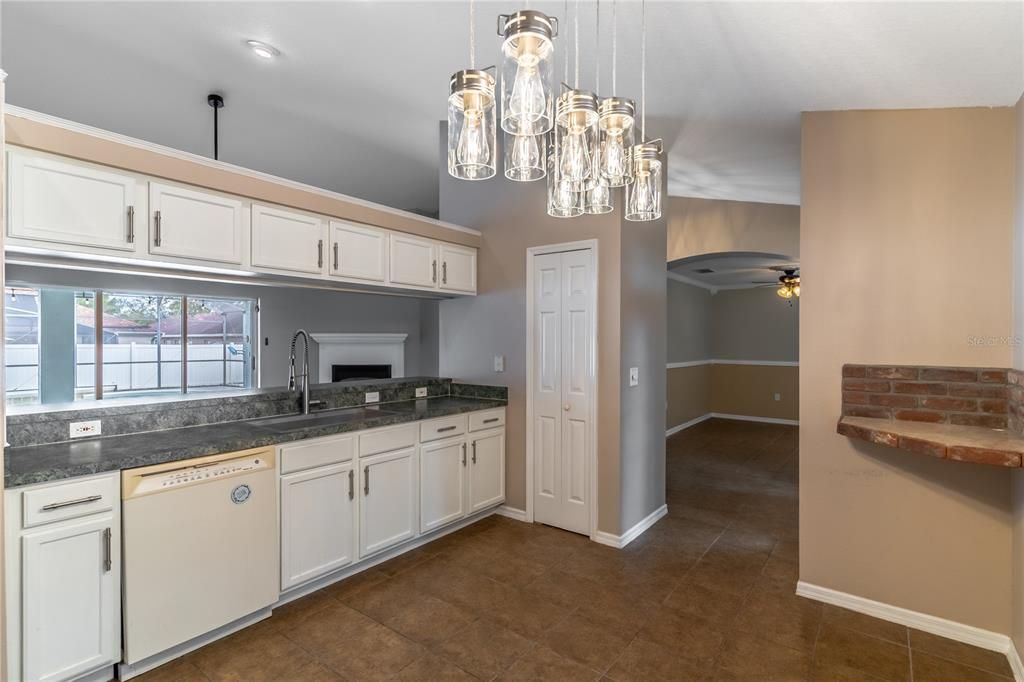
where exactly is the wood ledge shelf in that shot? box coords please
[837,416,1024,467]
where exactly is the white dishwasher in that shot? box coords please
[121,448,278,667]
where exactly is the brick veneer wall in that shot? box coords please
[842,365,1010,429]
[1009,369,1024,435]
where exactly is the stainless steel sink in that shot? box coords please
[248,407,398,433]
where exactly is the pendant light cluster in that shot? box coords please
[446,0,662,222]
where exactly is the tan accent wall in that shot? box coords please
[801,107,1016,634]
[1011,93,1024,656]
[5,112,480,249]
[668,196,800,263]
[668,364,711,428]
[710,364,798,421]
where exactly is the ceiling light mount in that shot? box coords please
[207,93,225,161]
[245,40,280,59]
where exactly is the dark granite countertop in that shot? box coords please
[5,396,506,488]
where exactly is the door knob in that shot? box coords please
[563,404,570,411]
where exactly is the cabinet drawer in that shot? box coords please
[359,424,418,457]
[280,435,355,474]
[21,475,118,529]
[420,415,467,443]
[469,409,506,432]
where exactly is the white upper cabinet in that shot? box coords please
[329,221,387,283]
[7,150,138,253]
[149,182,244,265]
[439,243,477,294]
[389,233,438,289]
[251,203,326,275]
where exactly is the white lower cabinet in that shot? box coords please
[359,447,418,557]
[469,428,506,511]
[280,461,357,590]
[419,437,468,533]
[5,473,121,682]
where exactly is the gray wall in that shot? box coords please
[667,278,713,363]
[7,264,439,388]
[712,287,799,361]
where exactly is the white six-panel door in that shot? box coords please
[532,249,593,535]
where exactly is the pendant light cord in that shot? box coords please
[469,0,475,68]
[641,0,646,140]
[611,0,617,94]
[595,0,600,93]
[563,0,569,84]
[573,0,580,88]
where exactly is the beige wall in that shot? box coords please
[801,107,1016,634]
[713,288,799,362]
[710,364,799,421]
[436,132,666,535]
[667,196,799,263]
[1011,93,1024,656]
[668,365,711,428]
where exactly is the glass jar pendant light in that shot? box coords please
[504,130,546,181]
[598,0,635,187]
[547,101,584,218]
[555,88,599,189]
[584,0,613,215]
[498,11,558,135]
[448,0,497,181]
[448,69,497,181]
[625,140,662,221]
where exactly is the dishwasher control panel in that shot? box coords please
[131,455,271,496]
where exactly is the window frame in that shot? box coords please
[4,282,261,407]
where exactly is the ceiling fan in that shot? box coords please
[751,266,800,302]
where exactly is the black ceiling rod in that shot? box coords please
[207,93,224,160]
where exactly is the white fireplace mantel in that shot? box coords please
[311,333,408,383]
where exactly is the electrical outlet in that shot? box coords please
[774,393,781,402]
[494,355,505,372]
[70,420,101,439]
[365,391,380,404]
[629,367,639,387]
[415,387,428,398]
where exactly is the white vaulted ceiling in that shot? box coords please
[1,1,1021,216]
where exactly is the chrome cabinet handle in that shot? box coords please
[432,260,437,283]
[442,261,447,284]
[483,417,499,424]
[102,527,112,572]
[153,210,162,247]
[462,442,467,467]
[317,239,324,268]
[437,425,457,433]
[41,495,102,511]
[364,465,370,495]
[472,441,477,464]
[348,469,354,500]
[333,242,339,270]
[127,206,135,243]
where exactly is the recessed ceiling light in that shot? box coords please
[245,40,280,59]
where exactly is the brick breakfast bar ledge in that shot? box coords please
[837,364,1024,467]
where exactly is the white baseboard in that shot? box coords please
[495,505,528,522]
[666,413,712,437]
[797,581,1019,676]
[591,504,668,549]
[711,412,799,426]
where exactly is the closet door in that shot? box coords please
[531,249,593,535]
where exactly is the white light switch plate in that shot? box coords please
[365,391,380,404]
[70,420,101,439]
[774,393,781,401]
[494,355,505,372]
[415,387,428,398]
[629,367,639,387]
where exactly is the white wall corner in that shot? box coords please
[494,505,528,522]
[591,504,668,549]
[666,413,712,437]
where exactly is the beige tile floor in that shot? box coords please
[137,418,1013,681]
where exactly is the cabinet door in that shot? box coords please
[389,234,438,289]
[469,429,505,512]
[419,438,467,533]
[149,182,244,265]
[8,150,137,253]
[251,203,326,275]
[359,447,417,557]
[22,515,119,682]
[281,462,357,590]
[439,244,477,294]
[330,221,388,283]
